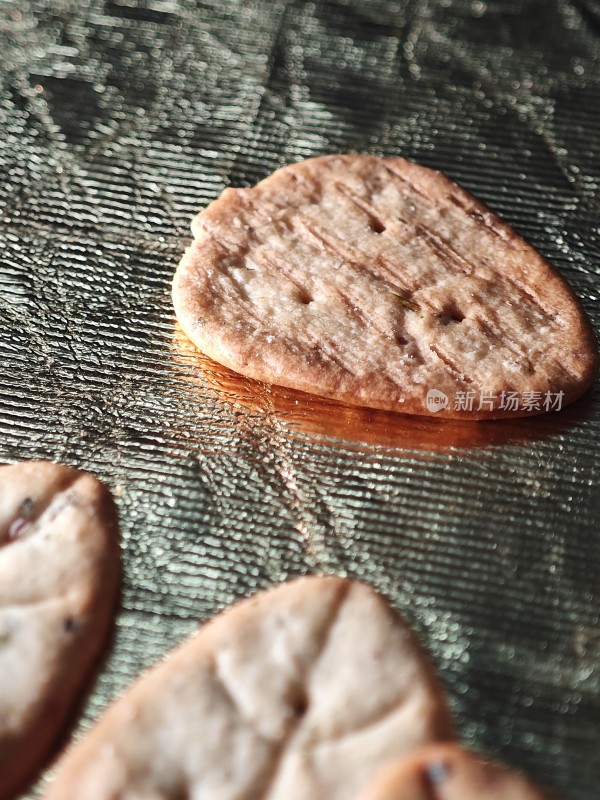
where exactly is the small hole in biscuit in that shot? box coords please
[438,304,465,324]
[171,785,191,800]
[396,334,408,346]
[21,497,34,515]
[291,694,309,718]
[298,290,313,305]
[370,218,386,234]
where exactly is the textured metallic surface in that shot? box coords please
[0,1,598,798]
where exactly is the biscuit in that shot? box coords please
[356,743,551,799]
[173,154,597,419]
[44,576,454,800]
[0,461,120,800]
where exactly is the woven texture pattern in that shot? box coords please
[0,1,599,797]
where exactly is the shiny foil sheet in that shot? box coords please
[0,1,599,797]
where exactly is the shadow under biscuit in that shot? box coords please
[171,324,593,453]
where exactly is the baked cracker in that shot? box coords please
[44,576,454,800]
[173,155,597,419]
[0,461,120,800]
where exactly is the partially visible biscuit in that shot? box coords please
[44,576,454,800]
[0,461,120,800]
[356,743,551,800]
[173,154,598,419]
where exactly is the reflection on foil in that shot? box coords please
[171,324,592,453]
